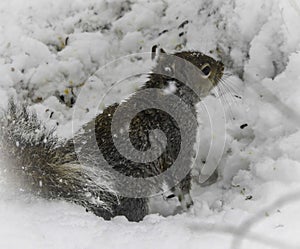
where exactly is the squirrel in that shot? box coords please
[0,48,224,222]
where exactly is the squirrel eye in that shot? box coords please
[201,63,212,77]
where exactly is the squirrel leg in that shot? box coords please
[175,174,194,210]
[89,196,148,222]
[176,191,193,210]
[111,197,149,222]
[167,173,194,210]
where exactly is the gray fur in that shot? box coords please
[0,51,224,222]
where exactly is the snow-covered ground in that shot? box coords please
[1,0,300,248]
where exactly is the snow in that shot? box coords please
[1,0,300,248]
[163,81,177,95]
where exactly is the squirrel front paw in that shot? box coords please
[163,187,194,210]
[177,192,194,210]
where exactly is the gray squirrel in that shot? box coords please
[0,49,224,222]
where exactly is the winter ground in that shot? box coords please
[1,0,300,248]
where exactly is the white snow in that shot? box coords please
[1,0,300,248]
[163,81,177,95]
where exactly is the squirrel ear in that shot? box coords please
[160,48,166,54]
[151,45,158,60]
[151,45,168,60]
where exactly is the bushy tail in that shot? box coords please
[0,100,118,219]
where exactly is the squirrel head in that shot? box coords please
[172,51,224,88]
[150,47,224,100]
